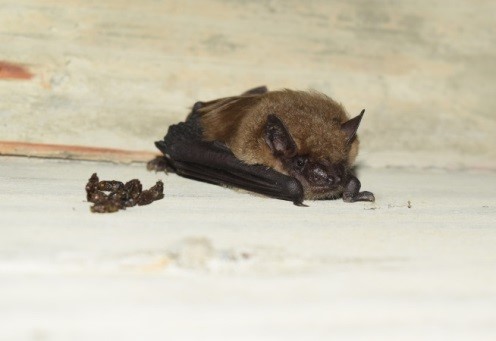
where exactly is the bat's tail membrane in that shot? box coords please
[154,141,167,154]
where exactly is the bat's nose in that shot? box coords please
[326,175,341,185]
[308,165,342,187]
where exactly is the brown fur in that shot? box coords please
[198,90,360,177]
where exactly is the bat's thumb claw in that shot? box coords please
[283,178,304,205]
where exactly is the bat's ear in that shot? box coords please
[264,114,297,158]
[341,109,365,144]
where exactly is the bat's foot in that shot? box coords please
[343,191,375,203]
[147,156,174,173]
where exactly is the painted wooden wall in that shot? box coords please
[1,0,495,168]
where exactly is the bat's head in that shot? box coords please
[264,110,364,199]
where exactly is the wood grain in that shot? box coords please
[0,0,494,169]
[0,141,157,163]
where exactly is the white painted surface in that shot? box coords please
[1,156,495,340]
[1,1,495,169]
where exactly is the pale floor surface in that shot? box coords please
[1,156,495,341]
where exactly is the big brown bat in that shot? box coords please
[152,86,374,206]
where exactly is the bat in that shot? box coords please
[151,86,374,206]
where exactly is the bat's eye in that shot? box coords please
[295,156,307,169]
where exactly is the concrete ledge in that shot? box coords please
[1,156,495,340]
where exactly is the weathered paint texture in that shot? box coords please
[0,0,494,169]
[0,61,33,80]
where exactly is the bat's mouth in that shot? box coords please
[307,185,343,200]
[311,185,341,195]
